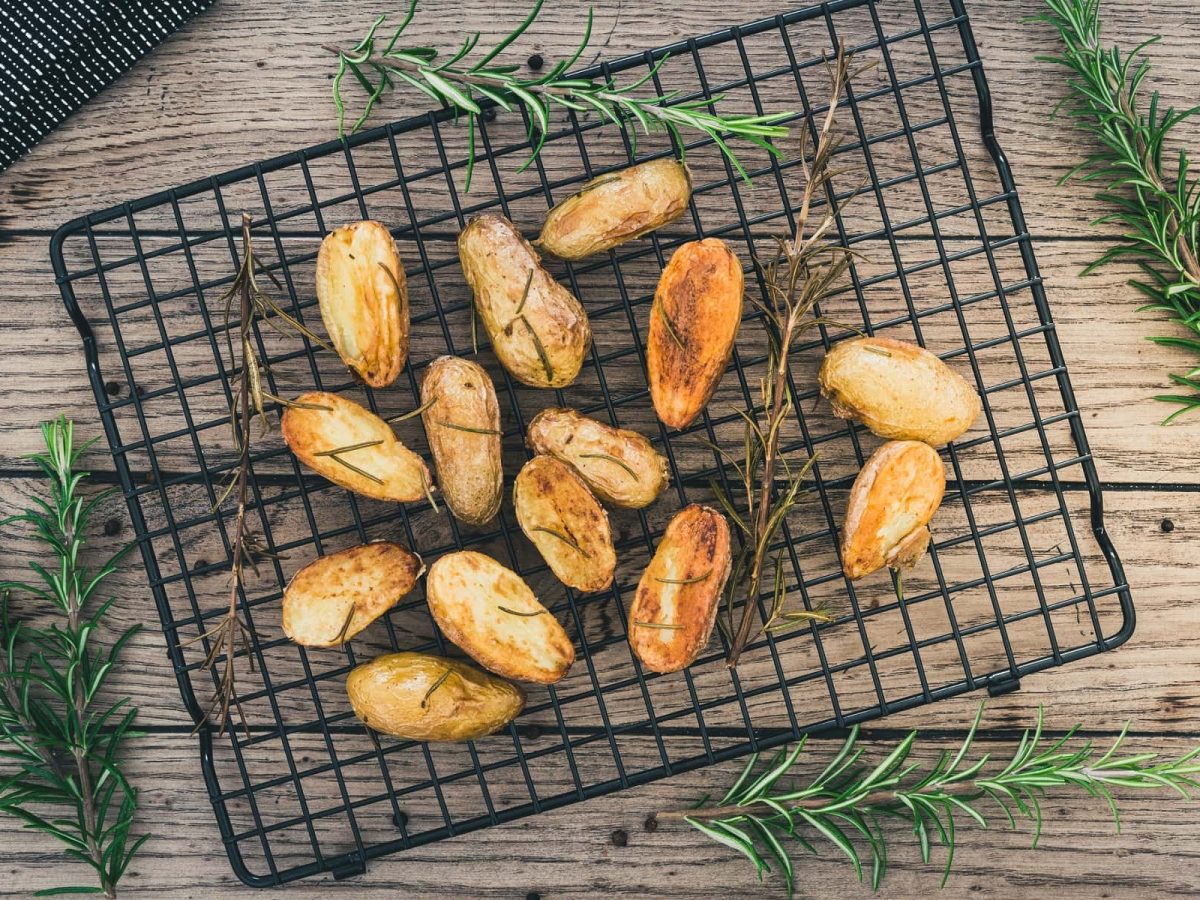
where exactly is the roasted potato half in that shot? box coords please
[316,220,408,388]
[647,238,744,429]
[346,652,524,742]
[426,551,575,684]
[526,407,669,509]
[420,356,503,525]
[841,440,946,581]
[627,504,732,674]
[282,391,433,503]
[819,336,981,446]
[458,214,592,388]
[513,455,616,592]
[536,158,692,259]
[282,541,423,647]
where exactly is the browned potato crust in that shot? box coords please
[647,238,744,429]
[346,652,524,742]
[458,214,592,388]
[426,551,575,684]
[536,159,692,260]
[818,337,981,446]
[513,455,616,592]
[282,391,433,502]
[282,541,423,647]
[420,356,503,525]
[526,407,669,509]
[627,504,732,674]
[316,220,408,388]
[841,440,946,581]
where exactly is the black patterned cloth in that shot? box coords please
[0,0,214,172]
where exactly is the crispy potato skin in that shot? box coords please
[282,391,432,502]
[316,221,408,388]
[526,407,669,509]
[282,542,423,647]
[458,214,592,388]
[420,356,503,525]
[513,455,616,592]
[628,504,732,674]
[819,337,981,446]
[426,551,576,684]
[536,159,692,259]
[841,440,946,581]
[346,652,524,742]
[647,238,744,429]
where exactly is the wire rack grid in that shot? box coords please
[52,0,1132,887]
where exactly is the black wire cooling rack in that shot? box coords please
[52,0,1133,887]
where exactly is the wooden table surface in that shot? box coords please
[2,1,1198,897]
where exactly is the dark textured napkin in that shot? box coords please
[0,0,214,172]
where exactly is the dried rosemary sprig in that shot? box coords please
[328,0,793,188]
[715,47,867,668]
[658,703,1200,897]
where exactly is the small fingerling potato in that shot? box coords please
[627,504,732,674]
[420,356,503,526]
[316,220,408,388]
[841,440,946,581]
[346,652,525,742]
[647,238,744,429]
[818,336,981,446]
[513,455,616,593]
[526,407,669,509]
[536,158,692,260]
[458,214,592,388]
[426,551,576,684]
[282,391,433,503]
[282,541,423,647]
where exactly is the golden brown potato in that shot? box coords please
[282,541,423,647]
[420,356,503,526]
[316,220,408,388]
[818,337,981,446]
[627,504,732,674]
[346,652,524,742]
[647,238,744,429]
[526,407,669,509]
[513,455,616,593]
[458,214,591,388]
[426,551,575,684]
[536,159,692,260]
[282,391,433,503]
[841,440,946,581]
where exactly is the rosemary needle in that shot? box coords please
[420,668,453,709]
[518,314,555,383]
[655,570,712,585]
[332,605,357,644]
[514,270,535,316]
[633,621,683,630]
[498,605,546,617]
[436,421,503,435]
[531,526,590,557]
[579,452,638,481]
[654,297,686,350]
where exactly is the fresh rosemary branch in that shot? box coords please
[0,417,147,898]
[1035,0,1200,421]
[659,704,1200,897]
[328,0,793,188]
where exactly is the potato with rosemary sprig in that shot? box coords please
[420,356,503,526]
[346,652,524,742]
[628,504,732,674]
[536,158,693,260]
[316,220,408,388]
[426,551,575,684]
[282,391,434,503]
[513,455,616,593]
[647,238,744,429]
[525,407,669,509]
[458,214,592,388]
[282,541,423,648]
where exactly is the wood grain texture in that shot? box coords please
[0,0,1198,897]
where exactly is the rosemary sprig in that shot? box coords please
[716,47,867,668]
[0,417,147,898]
[659,703,1200,897]
[1035,0,1200,421]
[328,0,793,188]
